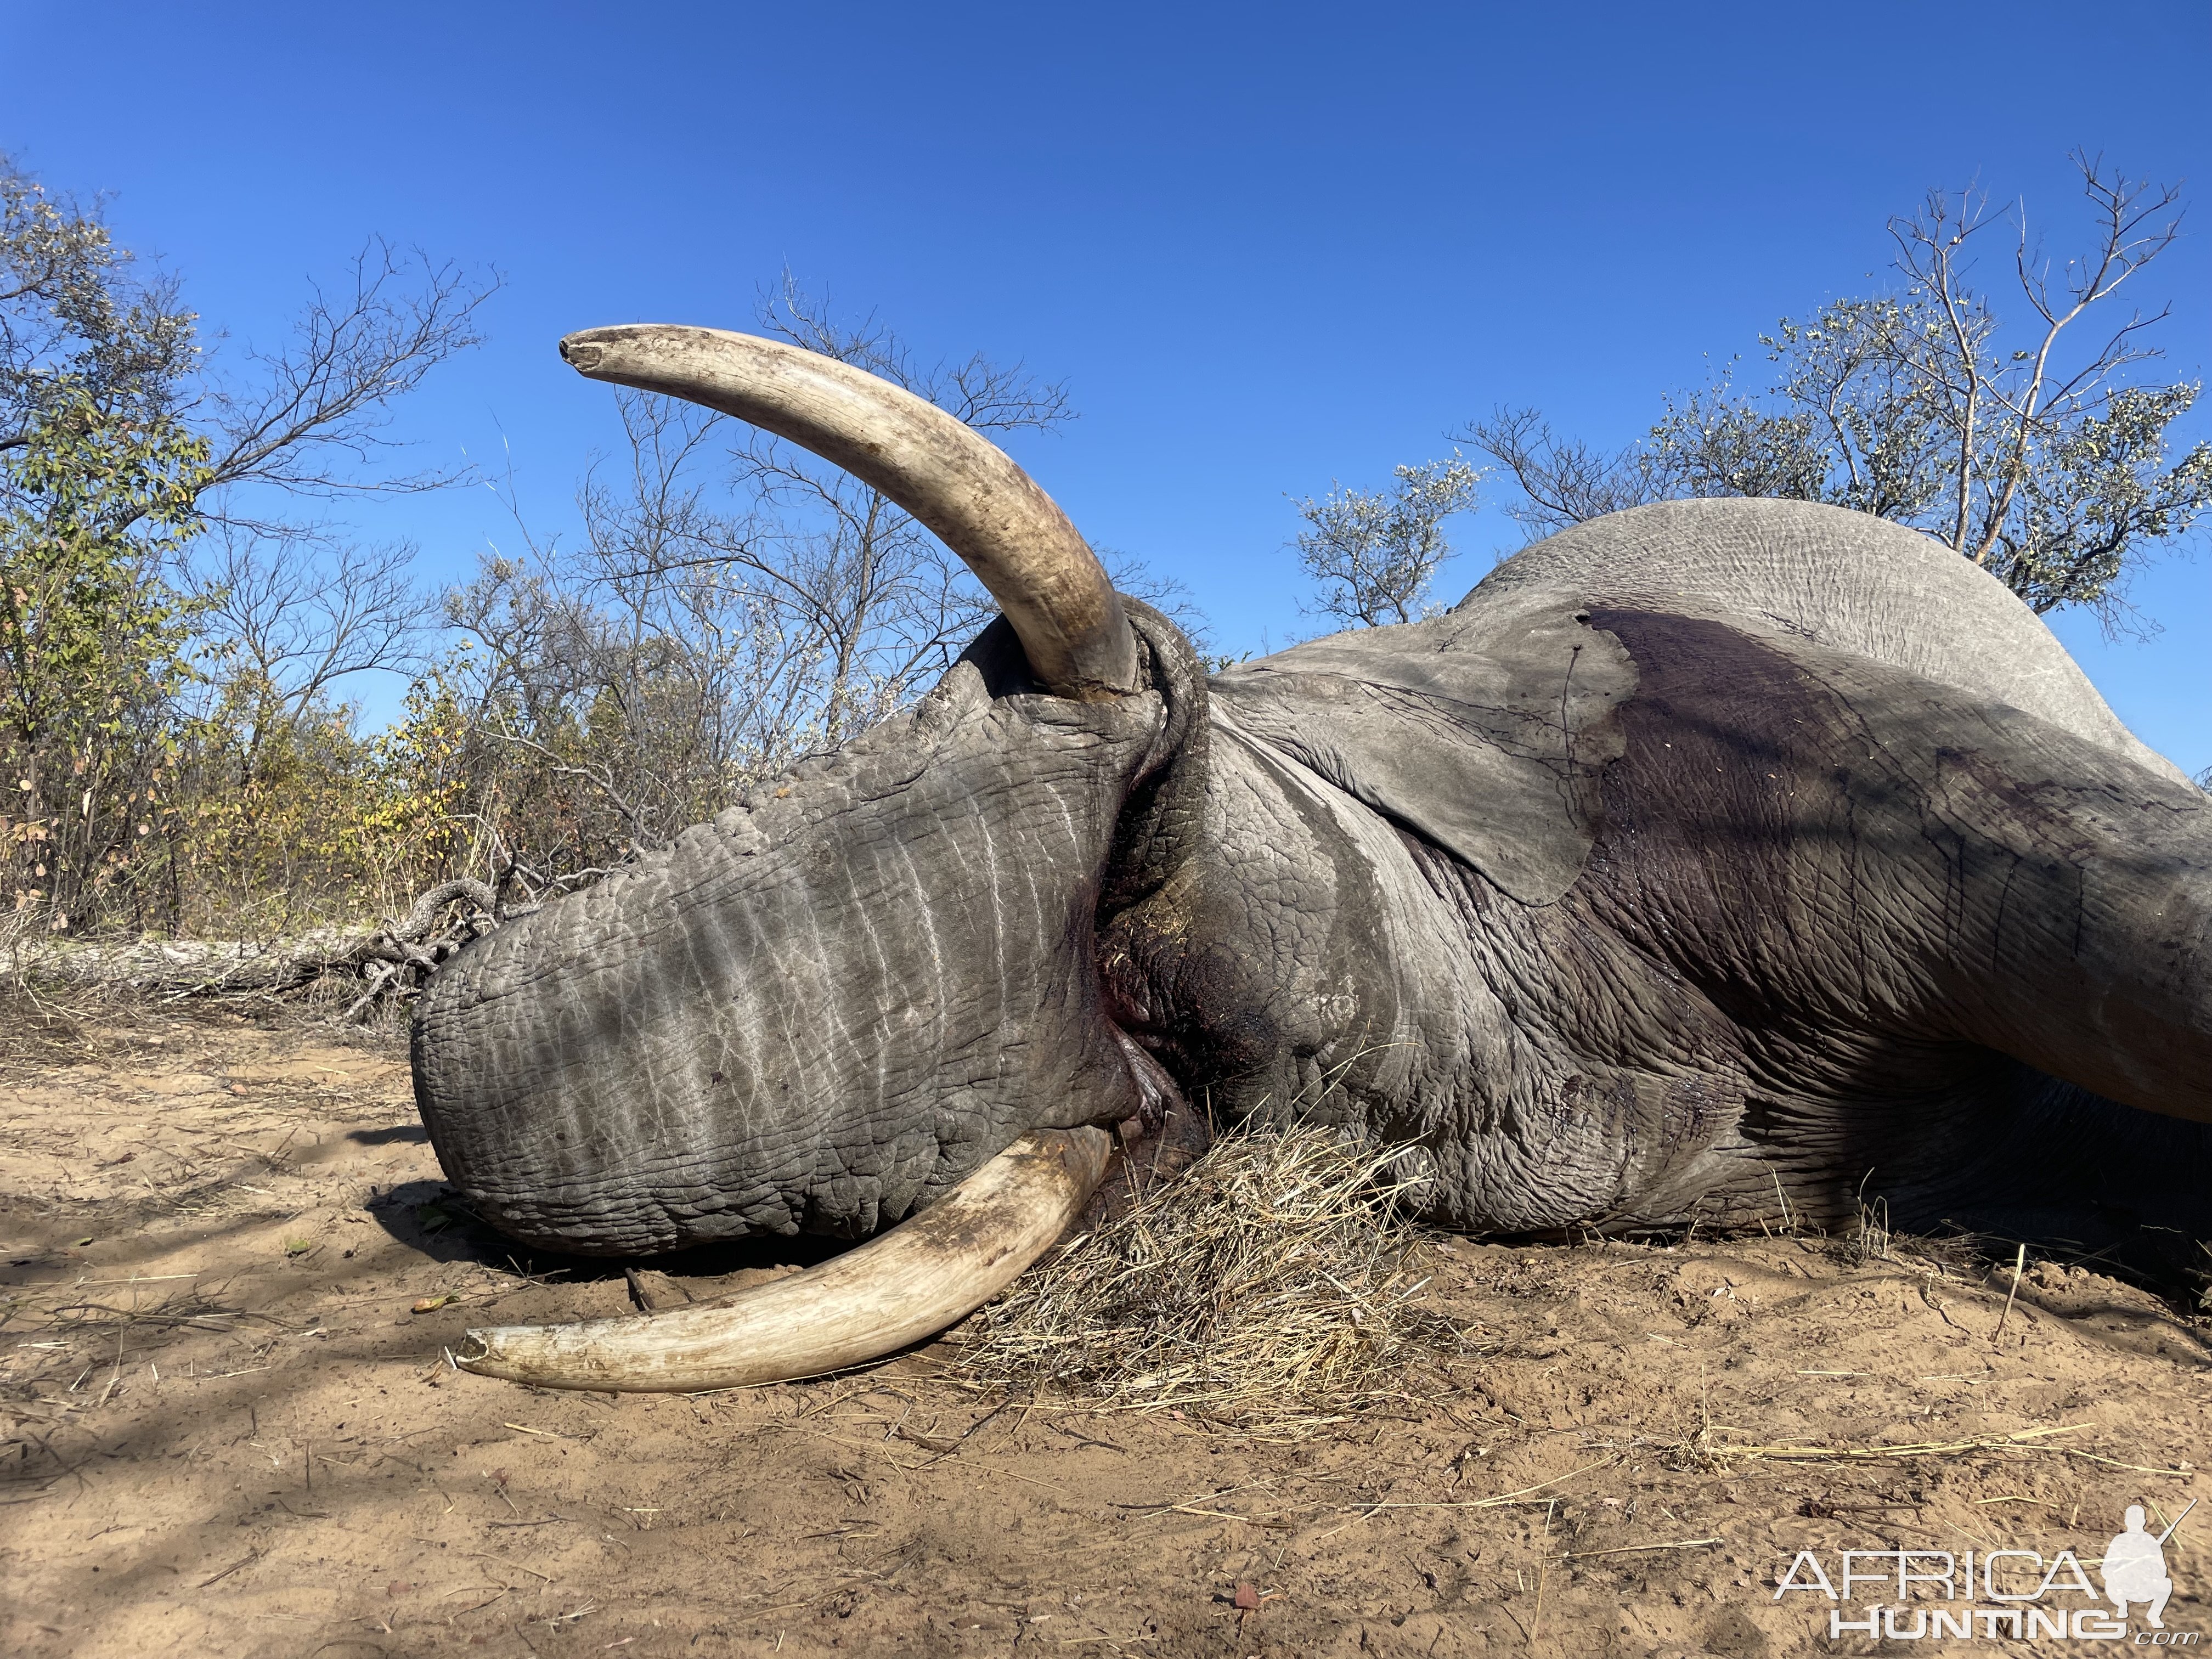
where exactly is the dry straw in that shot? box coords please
[950,1126,1466,1426]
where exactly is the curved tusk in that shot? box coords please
[453,1127,1113,1392]
[558,324,1140,703]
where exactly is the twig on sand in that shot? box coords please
[2153,1498,2196,1545]
[1560,1536,1724,1560]
[1708,1423,2087,1464]
[1532,1497,1556,1644]
[1995,1243,2028,1336]
[198,1548,266,1588]
[1314,1457,1617,1541]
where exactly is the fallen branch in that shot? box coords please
[1706,1423,2089,1464]
[4,880,503,1014]
[4,930,376,994]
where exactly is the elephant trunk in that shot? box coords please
[411,628,1173,1259]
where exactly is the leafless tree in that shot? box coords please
[184,529,440,780]
[173,239,494,760]
[194,239,494,518]
[1463,153,2212,624]
[1452,411,1669,540]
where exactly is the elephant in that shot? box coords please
[412,325,2212,1392]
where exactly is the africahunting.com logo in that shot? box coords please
[1773,1500,2196,1643]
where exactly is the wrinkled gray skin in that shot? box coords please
[414,500,2212,1269]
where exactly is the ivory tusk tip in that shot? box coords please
[546,320,1137,700]
[439,1126,1113,1393]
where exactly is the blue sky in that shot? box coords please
[7,0,2209,770]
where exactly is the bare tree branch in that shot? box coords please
[186,529,438,719]
[1470,154,2208,624]
[1457,409,1664,538]
[197,239,497,511]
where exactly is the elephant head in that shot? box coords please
[414,327,2212,1392]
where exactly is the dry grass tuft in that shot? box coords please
[951,1127,1466,1426]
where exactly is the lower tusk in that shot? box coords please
[452,1127,1113,1392]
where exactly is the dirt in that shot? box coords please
[3,1001,2208,1658]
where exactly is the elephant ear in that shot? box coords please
[1210,606,1637,904]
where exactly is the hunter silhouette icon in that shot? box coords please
[2102,1504,2177,1628]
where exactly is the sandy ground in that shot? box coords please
[2,999,2209,1658]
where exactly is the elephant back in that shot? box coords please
[1463,499,2185,785]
